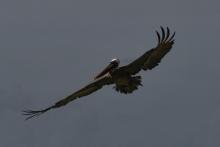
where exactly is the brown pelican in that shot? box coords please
[23,26,175,120]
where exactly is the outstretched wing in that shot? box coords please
[120,26,175,75]
[22,75,113,120]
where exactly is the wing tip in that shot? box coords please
[156,31,161,44]
[155,26,175,44]
[22,106,52,120]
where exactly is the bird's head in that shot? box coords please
[110,58,120,67]
[94,58,120,80]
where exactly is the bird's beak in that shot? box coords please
[94,63,114,80]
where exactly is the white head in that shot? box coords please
[110,58,120,65]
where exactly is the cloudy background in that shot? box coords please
[0,0,219,146]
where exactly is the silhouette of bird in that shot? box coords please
[23,26,175,120]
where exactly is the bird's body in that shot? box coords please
[23,26,175,120]
[110,68,142,94]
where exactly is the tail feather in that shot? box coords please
[113,76,142,94]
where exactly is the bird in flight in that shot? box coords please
[23,26,175,120]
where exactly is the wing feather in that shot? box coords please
[161,26,165,40]
[156,31,161,44]
[164,27,170,41]
[22,75,113,120]
[119,26,175,75]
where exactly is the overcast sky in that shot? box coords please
[0,0,220,147]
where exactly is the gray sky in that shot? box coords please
[0,0,220,147]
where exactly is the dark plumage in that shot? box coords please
[22,26,175,120]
